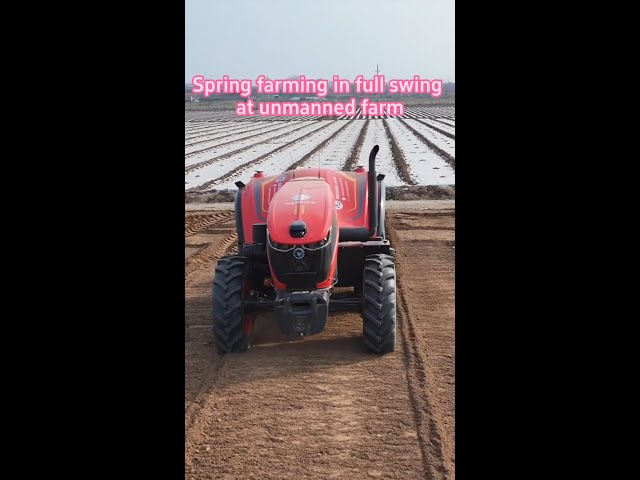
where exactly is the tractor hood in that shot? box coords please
[267,179,335,244]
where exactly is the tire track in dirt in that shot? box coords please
[185,209,240,454]
[185,232,238,278]
[185,224,233,444]
[343,118,370,171]
[190,121,338,191]
[185,334,426,479]
[382,119,418,185]
[185,211,234,226]
[185,312,426,479]
[285,118,356,171]
[395,269,449,479]
[185,206,455,479]
[185,212,236,236]
[397,118,455,170]
[185,121,323,174]
[389,212,455,479]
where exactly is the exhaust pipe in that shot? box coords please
[339,145,379,241]
[367,145,379,237]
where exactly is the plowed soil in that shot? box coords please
[185,201,455,479]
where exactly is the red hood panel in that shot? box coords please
[267,179,335,244]
[239,168,369,244]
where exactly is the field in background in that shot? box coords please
[185,106,455,193]
[186,97,455,111]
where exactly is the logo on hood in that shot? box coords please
[291,194,311,201]
[293,248,305,259]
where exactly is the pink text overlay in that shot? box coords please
[191,74,445,116]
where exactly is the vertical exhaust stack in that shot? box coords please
[368,144,379,239]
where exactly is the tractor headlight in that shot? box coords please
[268,236,293,251]
[302,230,331,250]
[268,229,330,251]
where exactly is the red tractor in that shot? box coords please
[213,145,396,354]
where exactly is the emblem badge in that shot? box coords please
[291,194,311,201]
[293,248,305,259]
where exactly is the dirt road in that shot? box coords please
[185,201,455,479]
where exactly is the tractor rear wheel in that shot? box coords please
[212,255,255,353]
[362,254,396,354]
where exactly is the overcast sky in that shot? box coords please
[185,0,454,84]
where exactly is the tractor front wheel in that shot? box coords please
[362,254,397,354]
[212,255,255,353]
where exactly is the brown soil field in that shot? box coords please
[185,201,455,479]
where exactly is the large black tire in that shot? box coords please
[362,254,396,354]
[212,255,255,353]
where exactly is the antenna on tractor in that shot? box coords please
[290,152,296,179]
[291,152,295,179]
[375,64,381,104]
